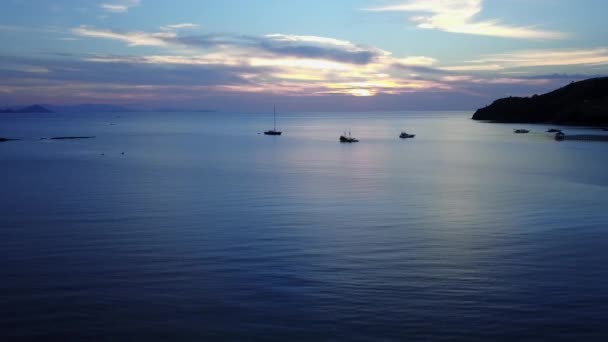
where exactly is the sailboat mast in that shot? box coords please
[273,106,276,131]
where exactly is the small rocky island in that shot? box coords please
[472,77,608,126]
[0,105,53,114]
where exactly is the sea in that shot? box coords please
[1,111,608,341]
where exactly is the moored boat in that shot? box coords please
[340,131,358,143]
[264,106,282,135]
[399,132,415,139]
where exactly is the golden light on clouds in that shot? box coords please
[65,21,608,102]
[350,89,375,96]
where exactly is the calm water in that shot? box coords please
[1,111,608,341]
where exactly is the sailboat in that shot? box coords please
[264,106,282,135]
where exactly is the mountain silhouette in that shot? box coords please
[472,77,608,126]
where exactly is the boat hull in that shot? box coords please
[264,131,282,135]
[340,136,358,143]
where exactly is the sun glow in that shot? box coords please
[350,88,375,96]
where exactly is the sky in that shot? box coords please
[1,0,607,112]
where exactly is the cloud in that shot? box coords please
[365,0,566,39]
[394,56,437,67]
[100,0,140,13]
[472,48,608,68]
[20,66,51,74]
[73,27,387,65]
[173,33,388,65]
[72,26,175,46]
[440,64,503,71]
[67,23,608,102]
[5,17,591,110]
[252,34,386,65]
[100,4,129,12]
[9,23,447,100]
[0,53,595,111]
[0,55,259,88]
[442,47,608,71]
[161,23,200,31]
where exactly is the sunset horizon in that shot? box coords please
[2,0,607,112]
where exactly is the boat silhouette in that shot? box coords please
[399,132,415,139]
[264,106,282,135]
[340,131,359,143]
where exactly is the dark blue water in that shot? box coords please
[1,111,608,341]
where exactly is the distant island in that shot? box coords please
[0,103,218,113]
[472,77,608,126]
[0,105,53,114]
[45,104,135,113]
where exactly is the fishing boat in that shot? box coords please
[514,129,530,134]
[264,106,282,135]
[340,131,359,143]
[399,132,415,139]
